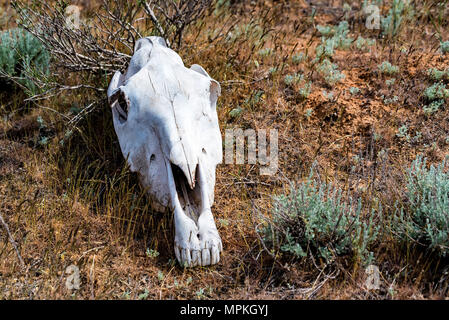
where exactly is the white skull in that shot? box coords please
[107,36,223,267]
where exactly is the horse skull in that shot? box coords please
[107,36,222,267]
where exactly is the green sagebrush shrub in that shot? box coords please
[422,82,448,115]
[316,59,345,86]
[0,28,50,95]
[381,0,413,37]
[378,61,399,76]
[315,21,353,59]
[440,41,449,55]
[260,172,379,265]
[394,156,449,256]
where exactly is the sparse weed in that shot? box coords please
[382,95,399,105]
[440,41,449,55]
[424,83,449,101]
[146,248,160,259]
[316,59,345,86]
[258,48,273,57]
[423,100,444,116]
[427,68,449,81]
[138,289,149,300]
[195,286,213,299]
[396,124,410,141]
[378,61,399,76]
[381,0,413,38]
[322,90,334,100]
[393,156,449,256]
[386,78,396,86]
[229,107,243,118]
[349,87,361,95]
[304,108,313,118]
[354,36,376,51]
[284,73,304,86]
[292,52,305,64]
[298,81,312,99]
[315,21,353,60]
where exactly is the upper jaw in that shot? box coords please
[168,143,197,190]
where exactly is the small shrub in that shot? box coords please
[258,47,273,57]
[259,172,379,265]
[316,25,335,37]
[292,52,305,64]
[315,38,336,59]
[229,107,243,118]
[440,41,449,55]
[381,0,413,37]
[382,94,399,105]
[423,83,449,101]
[0,28,50,95]
[317,59,345,86]
[354,36,376,51]
[315,21,353,59]
[396,124,410,141]
[327,21,353,49]
[284,72,311,98]
[378,61,399,75]
[349,87,361,95]
[423,100,444,115]
[394,156,449,256]
[386,78,396,86]
[298,81,312,99]
[304,108,313,118]
[422,82,448,114]
[284,73,303,86]
[427,68,449,81]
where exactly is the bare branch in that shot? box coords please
[6,0,213,125]
[142,1,171,48]
[0,212,25,269]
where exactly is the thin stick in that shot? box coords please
[0,212,25,268]
[143,1,171,48]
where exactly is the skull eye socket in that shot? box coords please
[115,92,129,123]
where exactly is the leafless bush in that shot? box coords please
[143,0,213,48]
[10,0,213,103]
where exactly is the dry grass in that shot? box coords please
[1,0,449,299]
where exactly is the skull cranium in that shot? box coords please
[107,36,222,267]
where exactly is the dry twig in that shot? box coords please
[0,212,25,268]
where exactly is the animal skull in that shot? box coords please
[107,36,223,267]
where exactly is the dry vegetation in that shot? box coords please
[0,0,449,299]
